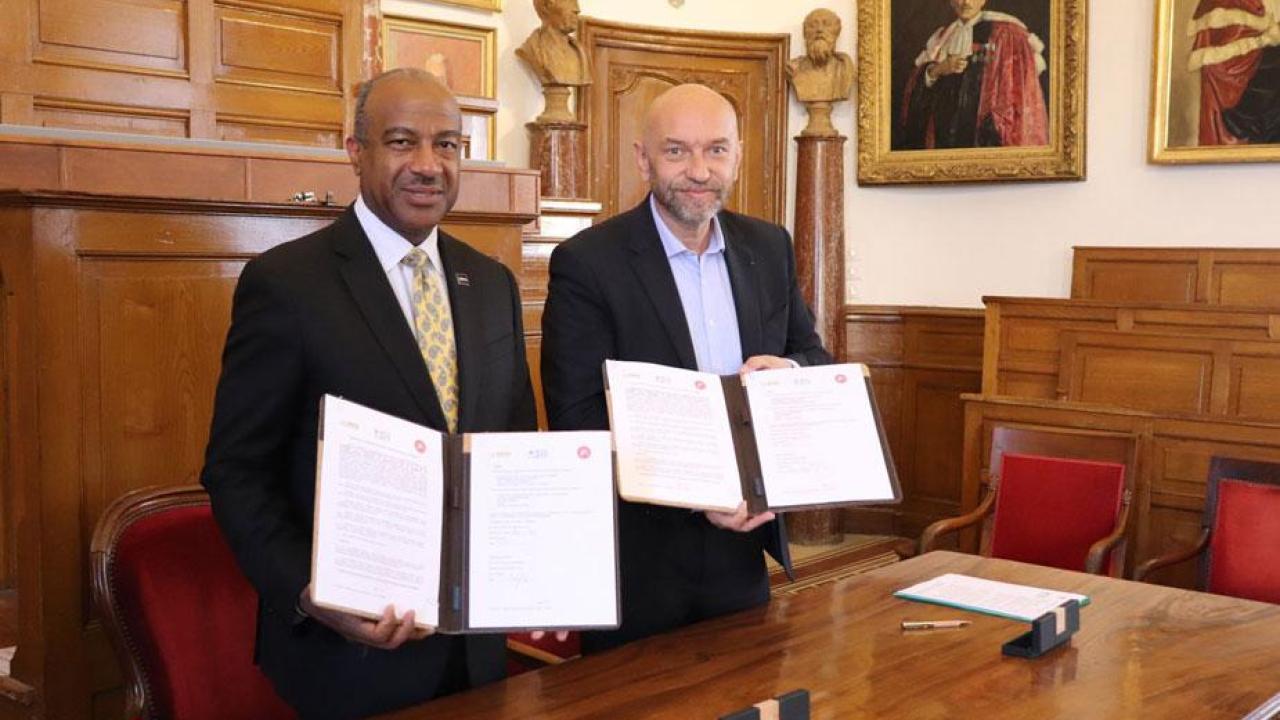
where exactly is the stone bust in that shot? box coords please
[786,9,855,104]
[517,0,592,87]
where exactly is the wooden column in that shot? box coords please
[788,134,847,546]
[528,121,588,200]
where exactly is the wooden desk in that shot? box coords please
[386,551,1280,720]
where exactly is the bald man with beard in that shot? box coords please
[540,84,831,653]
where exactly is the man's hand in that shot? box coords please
[739,355,794,375]
[299,585,433,650]
[928,54,969,80]
[705,501,776,533]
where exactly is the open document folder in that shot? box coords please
[604,359,902,513]
[311,395,619,633]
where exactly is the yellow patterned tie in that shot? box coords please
[402,248,459,432]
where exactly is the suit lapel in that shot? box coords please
[438,233,486,432]
[626,200,698,370]
[722,214,764,359]
[331,210,448,428]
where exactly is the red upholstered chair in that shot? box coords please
[1135,457,1280,604]
[920,452,1130,575]
[90,486,295,720]
[506,631,581,676]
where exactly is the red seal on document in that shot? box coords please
[695,380,707,390]
[577,446,591,459]
[835,374,848,384]
[414,439,426,454]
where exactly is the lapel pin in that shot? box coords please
[455,272,471,287]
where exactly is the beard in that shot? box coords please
[652,175,729,230]
[807,36,834,65]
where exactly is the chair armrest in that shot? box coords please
[1133,528,1210,582]
[919,488,997,554]
[1085,491,1132,575]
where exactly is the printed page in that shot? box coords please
[744,363,897,509]
[312,395,443,627]
[894,573,1090,623]
[605,360,743,511]
[466,431,618,630]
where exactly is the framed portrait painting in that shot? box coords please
[1149,0,1280,164]
[382,16,498,159]
[857,0,1087,185]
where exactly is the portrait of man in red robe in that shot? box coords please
[1189,0,1280,145]
[896,0,1051,150]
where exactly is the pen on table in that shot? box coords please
[901,619,971,631]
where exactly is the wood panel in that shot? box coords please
[1,0,363,147]
[213,3,341,93]
[578,18,789,223]
[0,137,539,215]
[34,0,188,75]
[962,395,1280,587]
[0,180,538,720]
[982,296,1280,400]
[843,307,984,539]
[1057,330,1280,421]
[1073,247,1280,307]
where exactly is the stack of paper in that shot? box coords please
[895,573,1090,622]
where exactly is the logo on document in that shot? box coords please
[414,439,427,454]
[694,380,707,391]
[835,374,848,384]
[577,446,592,459]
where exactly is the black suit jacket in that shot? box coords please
[541,198,832,576]
[201,209,536,719]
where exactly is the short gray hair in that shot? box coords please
[352,68,440,145]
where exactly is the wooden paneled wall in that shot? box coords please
[1058,330,1280,421]
[981,296,1280,400]
[0,149,537,719]
[0,0,367,148]
[843,306,984,538]
[1073,247,1280,307]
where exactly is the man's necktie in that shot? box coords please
[402,248,459,432]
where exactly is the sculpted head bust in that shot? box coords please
[787,8,855,136]
[518,0,592,88]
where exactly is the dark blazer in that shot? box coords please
[201,209,536,719]
[541,198,831,633]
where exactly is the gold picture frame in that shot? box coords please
[1149,0,1280,164]
[382,16,497,99]
[423,0,503,11]
[856,0,1087,185]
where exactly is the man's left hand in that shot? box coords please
[705,501,776,533]
[738,355,793,375]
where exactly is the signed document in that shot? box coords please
[313,395,445,626]
[605,360,900,513]
[312,395,618,632]
[467,432,618,630]
[895,574,1091,623]
[605,361,743,511]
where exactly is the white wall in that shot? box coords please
[383,0,1280,308]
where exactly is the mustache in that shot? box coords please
[670,180,725,192]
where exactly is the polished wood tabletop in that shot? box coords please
[382,551,1280,719]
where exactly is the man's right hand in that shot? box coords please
[299,585,434,650]
[928,55,970,81]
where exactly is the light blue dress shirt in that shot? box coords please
[649,196,743,375]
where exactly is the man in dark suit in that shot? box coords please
[201,69,536,719]
[541,84,832,653]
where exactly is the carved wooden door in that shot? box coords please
[577,19,789,223]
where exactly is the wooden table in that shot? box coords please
[383,551,1280,719]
